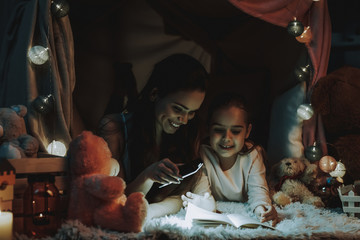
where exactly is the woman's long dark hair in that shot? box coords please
[126,54,209,202]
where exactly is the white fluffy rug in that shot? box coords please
[15,202,360,240]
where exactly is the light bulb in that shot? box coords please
[296,26,312,43]
[47,140,67,156]
[287,19,304,37]
[28,46,49,65]
[109,158,120,176]
[297,103,314,120]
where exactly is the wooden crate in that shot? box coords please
[0,159,16,211]
[8,157,69,234]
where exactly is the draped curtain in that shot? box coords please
[0,0,75,151]
[0,0,331,154]
[228,0,331,153]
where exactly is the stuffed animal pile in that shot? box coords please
[67,130,148,233]
[311,66,360,184]
[0,105,39,159]
[269,157,325,207]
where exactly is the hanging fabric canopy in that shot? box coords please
[228,0,331,154]
[0,0,75,152]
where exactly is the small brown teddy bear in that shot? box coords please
[0,105,39,159]
[311,66,360,184]
[67,131,148,233]
[269,158,325,207]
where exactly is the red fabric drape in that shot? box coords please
[228,0,331,154]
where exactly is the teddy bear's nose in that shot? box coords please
[285,162,291,166]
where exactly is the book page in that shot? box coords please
[186,203,276,230]
[227,214,276,230]
[186,202,233,226]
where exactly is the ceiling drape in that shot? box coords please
[228,0,331,154]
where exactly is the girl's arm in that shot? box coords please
[254,205,279,226]
[146,195,183,219]
[247,147,279,225]
[247,146,272,211]
[181,168,217,212]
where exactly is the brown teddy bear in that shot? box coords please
[311,66,360,184]
[269,157,325,207]
[0,105,39,159]
[67,131,148,233]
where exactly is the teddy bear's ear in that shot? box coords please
[10,105,27,117]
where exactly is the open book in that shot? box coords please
[185,202,276,230]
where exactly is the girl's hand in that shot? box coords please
[145,158,183,185]
[181,192,216,212]
[254,205,279,227]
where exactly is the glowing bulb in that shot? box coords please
[330,161,346,178]
[28,46,49,65]
[110,158,120,176]
[47,140,67,156]
[297,103,314,120]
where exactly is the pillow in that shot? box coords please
[267,82,306,166]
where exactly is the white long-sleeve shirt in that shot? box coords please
[200,143,271,211]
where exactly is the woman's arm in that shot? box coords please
[126,158,183,195]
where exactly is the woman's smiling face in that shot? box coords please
[209,106,252,160]
[154,90,205,135]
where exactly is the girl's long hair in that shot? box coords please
[126,54,209,202]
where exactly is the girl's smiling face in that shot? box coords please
[209,106,252,160]
[154,90,205,135]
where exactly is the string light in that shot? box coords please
[32,94,54,114]
[51,0,70,18]
[287,19,304,37]
[305,142,323,162]
[294,64,311,82]
[47,140,67,157]
[297,103,314,120]
[28,46,49,65]
[296,26,312,43]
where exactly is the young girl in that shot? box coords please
[182,92,279,226]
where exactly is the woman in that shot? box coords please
[98,53,213,218]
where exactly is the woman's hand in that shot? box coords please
[145,158,183,185]
[254,205,279,226]
[181,192,216,212]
